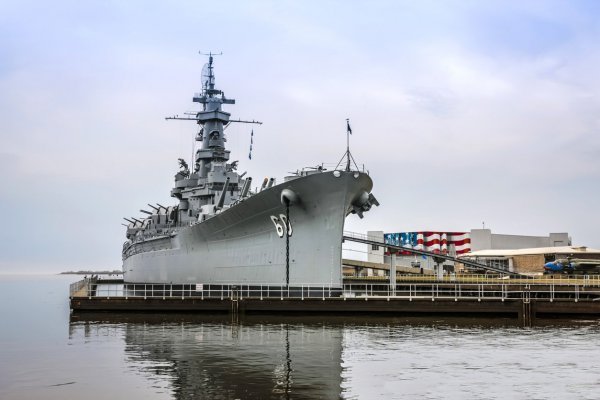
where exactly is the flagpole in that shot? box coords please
[346,118,350,171]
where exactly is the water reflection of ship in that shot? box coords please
[69,314,343,399]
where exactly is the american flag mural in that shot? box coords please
[383,232,471,255]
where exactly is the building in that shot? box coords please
[458,246,600,274]
[469,229,571,252]
[365,229,573,274]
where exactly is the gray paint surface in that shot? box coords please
[124,171,373,285]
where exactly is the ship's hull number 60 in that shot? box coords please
[270,214,293,238]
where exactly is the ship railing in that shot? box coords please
[320,163,368,174]
[70,280,600,303]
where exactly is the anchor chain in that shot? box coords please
[286,202,290,287]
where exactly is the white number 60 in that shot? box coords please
[270,215,293,238]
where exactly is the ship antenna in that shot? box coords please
[165,52,262,125]
[199,51,222,95]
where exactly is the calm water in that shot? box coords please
[1,275,600,399]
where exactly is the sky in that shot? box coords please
[1,0,600,272]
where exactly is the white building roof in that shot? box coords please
[458,246,600,258]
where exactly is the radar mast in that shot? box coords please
[166,52,261,178]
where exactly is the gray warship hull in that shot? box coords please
[123,170,372,286]
[121,55,378,286]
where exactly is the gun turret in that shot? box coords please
[217,177,231,209]
[241,177,252,198]
[260,177,268,191]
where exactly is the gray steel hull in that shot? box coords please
[123,170,372,286]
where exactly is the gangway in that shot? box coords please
[342,231,529,278]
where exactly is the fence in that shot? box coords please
[346,273,600,287]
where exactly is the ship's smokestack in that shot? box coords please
[217,177,231,208]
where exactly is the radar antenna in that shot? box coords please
[201,63,211,91]
[165,53,263,179]
[165,52,262,124]
[199,51,222,94]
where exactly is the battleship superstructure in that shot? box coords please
[122,54,378,286]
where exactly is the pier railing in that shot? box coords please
[69,279,88,297]
[70,278,600,303]
[346,274,600,286]
[341,282,600,302]
[70,279,343,301]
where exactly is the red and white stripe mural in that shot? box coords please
[384,231,471,255]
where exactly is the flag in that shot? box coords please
[249,129,254,160]
[346,120,352,135]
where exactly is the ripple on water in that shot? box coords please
[2,276,600,400]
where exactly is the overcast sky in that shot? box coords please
[1,0,600,273]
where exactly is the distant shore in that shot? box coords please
[59,270,122,275]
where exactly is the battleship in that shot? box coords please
[121,54,378,287]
